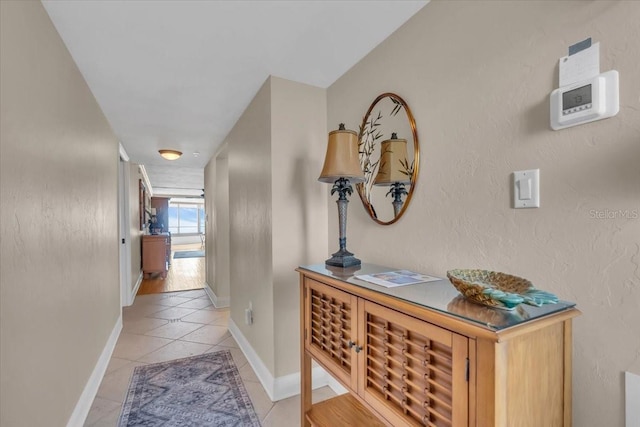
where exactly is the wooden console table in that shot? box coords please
[142,233,170,278]
[297,264,579,427]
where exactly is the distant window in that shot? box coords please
[169,202,205,234]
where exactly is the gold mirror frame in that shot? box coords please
[356,93,419,225]
[139,179,146,231]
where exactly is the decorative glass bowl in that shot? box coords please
[446,269,558,310]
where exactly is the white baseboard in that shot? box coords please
[227,318,339,402]
[204,282,230,308]
[132,271,143,297]
[66,315,123,427]
[227,318,276,399]
[128,271,143,306]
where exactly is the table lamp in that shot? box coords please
[318,124,365,267]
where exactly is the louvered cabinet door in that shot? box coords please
[359,301,469,427]
[304,278,358,390]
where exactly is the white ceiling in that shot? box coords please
[42,0,428,196]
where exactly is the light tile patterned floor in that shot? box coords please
[84,289,335,426]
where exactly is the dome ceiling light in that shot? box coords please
[158,149,182,160]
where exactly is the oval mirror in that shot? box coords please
[356,93,419,225]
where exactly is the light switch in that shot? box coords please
[519,178,532,200]
[513,169,540,208]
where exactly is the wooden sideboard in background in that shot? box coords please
[142,233,170,278]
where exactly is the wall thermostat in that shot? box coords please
[550,70,619,130]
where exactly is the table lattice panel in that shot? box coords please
[365,310,454,426]
[309,287,353,377]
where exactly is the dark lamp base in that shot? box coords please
[325,248,361,268]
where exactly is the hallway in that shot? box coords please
[85,260,334,425]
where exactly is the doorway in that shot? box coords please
[137,198,205,295]
[136,240,205,295]
[118,147,133,306]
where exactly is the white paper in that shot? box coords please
[559,42,600,87]
[356,270,442,288]
[626,371,640,427]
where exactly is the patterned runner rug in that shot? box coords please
[118,350,261,426]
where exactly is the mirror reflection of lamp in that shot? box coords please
[149,207,162,234]
[318,124,365,268]
[373,133,411,217]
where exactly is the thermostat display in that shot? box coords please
[550,70,619,130]
[562,84,592,113]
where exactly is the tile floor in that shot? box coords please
[84,288,335,426]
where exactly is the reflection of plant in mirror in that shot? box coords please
[399,157,414,178]
[358,110,383,204]
[390,97,403,117]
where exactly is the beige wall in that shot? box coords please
[327,1,640,425]
[129,163,143,291]
[271,77,327,376]
[217,76,327,378]
[0,2,120,426]
[228,78,276,372]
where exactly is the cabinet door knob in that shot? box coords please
[348,340,362,353]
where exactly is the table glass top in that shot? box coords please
[298,263,576,331]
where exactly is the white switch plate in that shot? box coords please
[513,169,540,208]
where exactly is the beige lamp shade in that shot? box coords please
[318,124,365,183]
[373,133,411,185]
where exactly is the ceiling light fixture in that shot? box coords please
[158,149,182,160]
